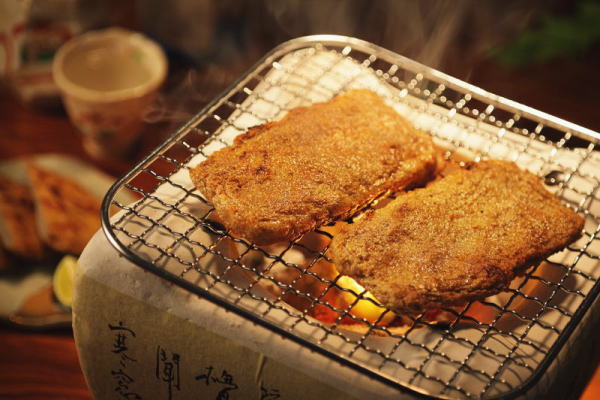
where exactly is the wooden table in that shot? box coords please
[0,330,91,399]
[0,38,599,399]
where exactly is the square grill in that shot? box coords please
[101,36,600,399]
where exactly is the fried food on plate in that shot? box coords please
[329,160,584,314]
[28,163,101,255]
[190,89,438,245]
[0,174,45,260]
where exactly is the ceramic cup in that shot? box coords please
[0,0,30,76]
[52,27,167,159]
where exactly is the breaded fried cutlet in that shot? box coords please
[329,160,584,314]
[190,89,438,245]
[28,164,101,255]
[0,174,45,260]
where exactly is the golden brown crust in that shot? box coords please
[0,174,45,259]
[329,160,585,315]
[190,89,438,245]
[28,164,101,255]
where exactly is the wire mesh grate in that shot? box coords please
[102,36,600,399]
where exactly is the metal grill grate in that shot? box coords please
[101,36,600,399]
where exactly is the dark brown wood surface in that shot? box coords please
[0,330,92,399]
[0,34,599,400]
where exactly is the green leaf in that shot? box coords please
[491,1,600,66]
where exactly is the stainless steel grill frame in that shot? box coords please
[101,35,600,399]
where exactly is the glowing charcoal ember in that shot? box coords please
[311,275,397,326]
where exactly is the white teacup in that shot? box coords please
[53,27,167,159]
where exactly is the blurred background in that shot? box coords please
[0,0,599,398]
[131,0,600,138]
[1,0,599,173]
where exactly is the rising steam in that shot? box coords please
[144,0,551,126]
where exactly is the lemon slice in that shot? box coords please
[53,255,78,308]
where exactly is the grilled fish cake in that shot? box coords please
[28,164,101,255]
[329,160,584,314]
[190,89,438,245]
[0,174,45,260]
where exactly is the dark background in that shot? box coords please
[138,0,600,132]
[82,0,600,143]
